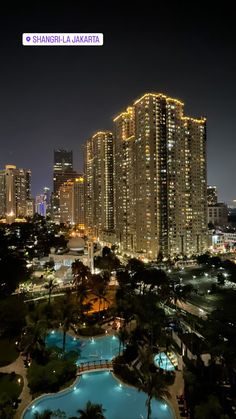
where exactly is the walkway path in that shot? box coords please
[0,355,32,419]
[169,369,185,419]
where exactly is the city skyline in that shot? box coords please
[0,3,235,202]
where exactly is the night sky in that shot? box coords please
[0,3,235,203]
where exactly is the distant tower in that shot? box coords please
[84,131,114,239]
[53,149,77,221]
[5,165,32,223]
[35,194,47,217]
[207,186,218,205]
[58,176,85,228]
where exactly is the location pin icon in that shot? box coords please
[26,36,31,42]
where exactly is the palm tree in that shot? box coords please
[137,371,170,419]
[136,347,170,419]
[70,401,106,419]
[92,285,109,318]
[76,283,89,307]
[56,295,77,352]
[72,260,91,287]
[118,326,129,355]
[34,409,66,419]
[21,318,48,361]
[94,248,120,281]
[34,410,53,419]
[44,278,57,305]
[171,283,194,309]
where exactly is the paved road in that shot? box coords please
[176,300,208,319]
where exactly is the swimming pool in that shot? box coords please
[23,371,174,419]
[154,352,175,371]
[46,330,120,365]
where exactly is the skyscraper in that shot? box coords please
[53,149,77,221]
[0,170,5,219]
[0,165,32,223]
[84,131,114,240]
[35,194,47,217]
[114,107,135,251]
[59,176,85,229]
[113,93,208,258]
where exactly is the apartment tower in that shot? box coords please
[113,93,208,258]
[84,131,114,240]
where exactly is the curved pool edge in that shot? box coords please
[21,374,82,419]
[22,369,176,419]
[111,371,176,419]
[57,327,118,342]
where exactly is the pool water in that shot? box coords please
[23,371,174,419]
[46,331,120,365]
[154,353,175,371]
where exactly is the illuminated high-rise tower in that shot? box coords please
[113,93,208,258]
[3,165,32,223]
[59,176,85,230]
[113,107,135,252]
[84,131,114,240]
[0,170,5,219]
[53,149,77,221]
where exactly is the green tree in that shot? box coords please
[194,395,225,419]
[171,283,194,308]
[94,249,120,280]
[34,410,53,419]
[92,280,109,318]
[56,295,77,352]
[0,295,26,338]
[196,253,211,265]
[27,357,76,394]
[135,346,171,419]
[20,318,48,362]
[34,409,66,418]
[137,369,170,419]
[118,327,129,355]
[72,260,91,287]
[71,401,106,419]
[0,250,30,298]
[0,392,15,419]
[44,277,57,305]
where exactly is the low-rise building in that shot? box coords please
[208,203,228,227]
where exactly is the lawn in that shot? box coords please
[0,339,19,367]
[0,372,23,400]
